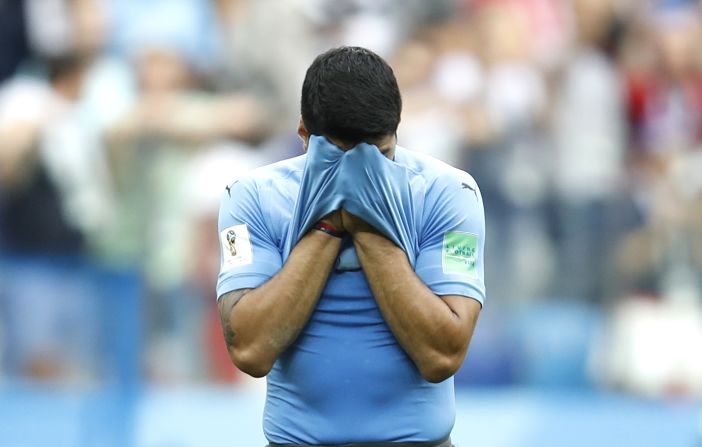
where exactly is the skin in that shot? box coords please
[218,120,481,382]
[342,210,482,382]
[218,228,342,377]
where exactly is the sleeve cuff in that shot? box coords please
[216,272,272,300]
[430,282,485,307]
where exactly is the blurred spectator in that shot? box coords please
[549,0,629,302]
[617,5,702,301]
[213,0,340,131]
[395,20,482,166]
[0,46,112,381]
[0,0,121,385]
[0,53,108,254]
[212,0,419,134]
[72,0,137,135]
[467,2,552,303]
[103,44,268,286]
[101,39,269,380]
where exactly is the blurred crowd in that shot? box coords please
[0,0,701,396]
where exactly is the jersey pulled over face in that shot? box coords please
[216,144,486,445]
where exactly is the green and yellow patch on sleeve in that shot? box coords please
[442,231,478,277]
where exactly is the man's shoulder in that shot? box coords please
[396,146,478,192]
[224,154,306,193]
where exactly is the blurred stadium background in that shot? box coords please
[0,0,701,445]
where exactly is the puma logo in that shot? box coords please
[461,182,477,200]
[225,180,239,197]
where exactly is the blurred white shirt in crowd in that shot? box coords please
[0,76,113,236]
[552,49,626,203]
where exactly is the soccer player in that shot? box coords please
[217,47,485,447]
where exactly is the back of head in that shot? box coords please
[301,46,402,145]
[46,53,87,84]
[46,53,89,100]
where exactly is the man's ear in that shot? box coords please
[297,118,310,151]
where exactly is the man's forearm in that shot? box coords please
[219,230,342,377]
[352,230,480,383]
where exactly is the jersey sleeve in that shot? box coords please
[216,177,283,300]
[414,172,486,306]
[340,144,419,265]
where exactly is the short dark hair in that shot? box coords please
[301,46,402,144]
[46,53,87,83]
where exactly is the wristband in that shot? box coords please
[313,221,345,238]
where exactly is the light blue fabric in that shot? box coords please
[216,137,486,444]
[282,136,345,261]
[339,142,423,266]
[282,135,422,266]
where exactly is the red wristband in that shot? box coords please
[313,221,345,238]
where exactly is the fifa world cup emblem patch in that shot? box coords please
[226,230,237,256]
[220,224,253,271]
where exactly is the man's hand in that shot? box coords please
[351,230,481,383]
[340,209,376,235]
[320,210,345,233]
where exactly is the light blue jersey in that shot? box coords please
[216,138,486,444]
